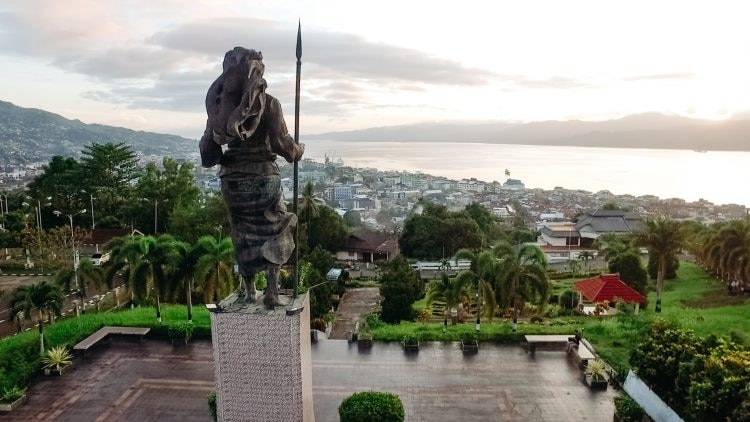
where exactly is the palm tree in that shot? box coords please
[105,234,180,322]
[454,248,499,322]
[172,239,198,322]
[492,242,549,332]
[9,281,63,355]
[298,182,324,248]
[595,233,636,263]
[578,250,595,273]
[631,216,685,312]
[426,272,471,330]
[193,235,235,303]
[55,257,104,313]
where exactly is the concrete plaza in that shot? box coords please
[4,338,616,421]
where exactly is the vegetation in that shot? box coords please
[614,395,644,422]
[208,391,217,421]
[0,304,210,392]
[1,386,25,403]
[630,321,749,421]
[379,257,423,323]
[9,281,64,355]
[167,321,194,344]
[426,272,471,327]
[339,391,405,422]
[631,216,685,312]
[42,346,72,371]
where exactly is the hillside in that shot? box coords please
[307,113,750,151]
[0,100,196,165]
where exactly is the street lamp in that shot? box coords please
[475,292,481,332]
[53,209,87,292]
[81,190,95,229]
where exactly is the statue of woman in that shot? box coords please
[199,47,304,308]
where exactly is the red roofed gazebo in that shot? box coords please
[574,273,646,314]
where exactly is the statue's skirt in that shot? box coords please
[221,173,296,274]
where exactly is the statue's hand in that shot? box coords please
[297,143,305,160]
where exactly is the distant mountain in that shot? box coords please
[307,113,750,151]
[0,100,196,165]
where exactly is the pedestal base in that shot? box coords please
[210,293,315,422]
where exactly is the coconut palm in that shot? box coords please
[595,233,636,263]
[104,234,181,322]
[9,281,63,355]
[193,235,235,303]
[55,257,105,312]
[298,182,324,248]
[454,248,499,322]
[171,239,198,322]
[577,250,596,273]
[426,272,471,330]
[492,241,549,332]
[631,216,685,312]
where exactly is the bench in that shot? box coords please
[524,335,574,353]
[74,326,150,356]
[569,341,596,367]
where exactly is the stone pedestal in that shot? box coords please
[209,293,315,422]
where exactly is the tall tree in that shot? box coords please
[632,216,685,312]
[105,234,181,321]
[427,272,471,329]
[9,281,63,355]
[493,241,549,331]
[193,235,235,303]
[80,143,139,223]
[379,256,423,324]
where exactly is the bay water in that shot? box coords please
[304,140,749,206]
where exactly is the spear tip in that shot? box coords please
[296,20,302,60]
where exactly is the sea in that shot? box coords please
[303,140,750,206]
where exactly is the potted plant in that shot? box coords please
[168,321,194,345]
[583,359,609,389]
[402,334,420,352]
[42,346,73,376]
[357,331,373,349]
[0,386,27,412]
[460,332,479,353]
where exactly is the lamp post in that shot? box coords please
[475,292,481,332]
[81,190,95,229]
[53,209,87,292]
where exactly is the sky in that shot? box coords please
[0,0,748,139]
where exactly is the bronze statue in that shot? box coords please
[199,47,304,308]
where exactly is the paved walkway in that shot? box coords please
[328,287,381,339]
[4,338,616,421]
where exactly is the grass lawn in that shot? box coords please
[369,261,749,374]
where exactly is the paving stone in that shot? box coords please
[4,336,616,421]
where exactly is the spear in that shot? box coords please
[293,20,301,299]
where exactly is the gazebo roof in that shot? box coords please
[574,274,646,304]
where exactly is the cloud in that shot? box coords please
[514,77,596,90]
[623,72,694,82]
[150,17,496,86]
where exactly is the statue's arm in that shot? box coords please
[199,122,224,168]
[265,96,304,163]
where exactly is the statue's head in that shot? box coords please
[205,47,268,142]
[222,47,264,78]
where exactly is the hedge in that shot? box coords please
[339,391,405,422]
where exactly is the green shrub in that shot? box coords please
[167,321,194,343]
[402,333,420,345]
[338,391,404,422]
[207,391,217,421]
[1,386,25,402]
[461,332,478,343]
[614,395,644,422]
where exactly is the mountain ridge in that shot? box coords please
[0,100,196,165]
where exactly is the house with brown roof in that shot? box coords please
[335,229,400,263]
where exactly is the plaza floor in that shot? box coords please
[3,337,616,422]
